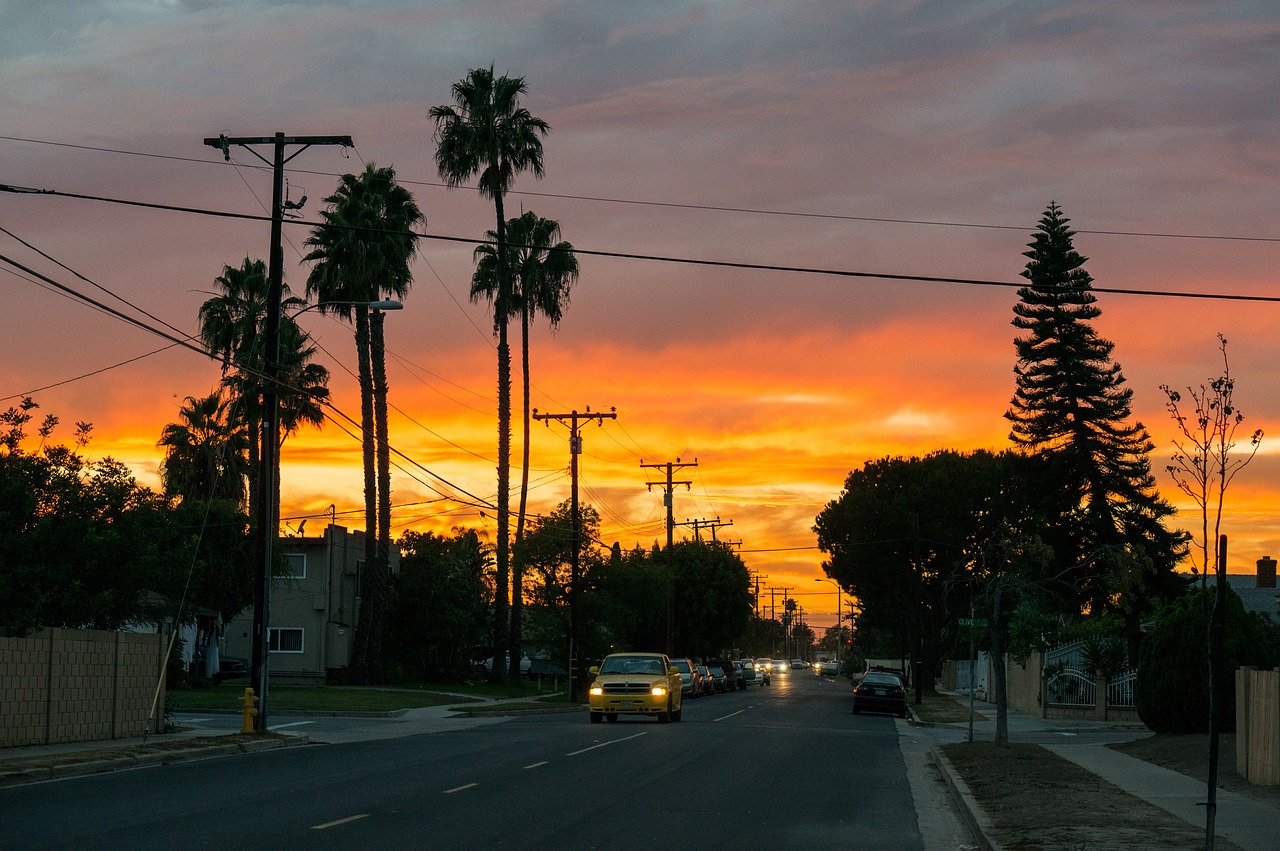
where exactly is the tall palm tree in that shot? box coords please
[472,211,578,680]
[157,391,250,506]
[198,258,309,533]
[431,66,549,683]
[303,163,423,679]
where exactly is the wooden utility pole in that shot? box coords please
[642,458,697,654]
[679,516,733,542]
[534,407,615,701]
[203,132,352,732]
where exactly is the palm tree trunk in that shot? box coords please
[352,307,380,679]
[372,309,393,681]
[509,303,531,684]
[491,195,511,684]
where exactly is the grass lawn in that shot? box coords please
[909,688,988,724]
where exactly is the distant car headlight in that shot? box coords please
[651,685,668,697]
[589,685,603,696]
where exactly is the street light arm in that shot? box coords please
[290,299,404,318]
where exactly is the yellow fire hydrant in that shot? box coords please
[240,687,259,733]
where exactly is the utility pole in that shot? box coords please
[203,132,352,732]
[534,407,616,701]
[749,571,767,617]
[642,458,697,654]
[678,516,733,542]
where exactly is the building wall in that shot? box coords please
[0,628,167,748]
[224,524,393,684]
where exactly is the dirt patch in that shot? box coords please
[940,741,1244,851]
[1110,734,1280,810]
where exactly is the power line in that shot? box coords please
[5,133,1280,244]
[6,182,1279,304]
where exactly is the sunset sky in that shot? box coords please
[3,2,1280,632]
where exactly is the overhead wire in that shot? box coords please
[5,183,1280,303]
[5,133,1280,243]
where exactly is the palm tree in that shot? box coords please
[431,66,549,683]
[198,258,309,532]
[157,391,250,506]
[303,163,423,679]
[472,211,578,680]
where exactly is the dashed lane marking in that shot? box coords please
[310,814,370,830]
[566,731,647,756]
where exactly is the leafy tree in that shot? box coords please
[431,66,549,682]
[472,210,579,680]
[1160,335,1262,588]
[590,543,668,652]
[1136,586,1276,733]
[517,499,602,660]
[815,450,1051,695]
[1005,202,1186,655]
[303,164,424,680]
[667,540,753,658]
[385,528,492,681]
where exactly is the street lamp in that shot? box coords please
[291,299,403,317]
[250,297,403,732]
[815,578,842,667]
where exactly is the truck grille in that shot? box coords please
[602,682,651,695]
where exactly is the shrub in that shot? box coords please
[1136,585,1276,734]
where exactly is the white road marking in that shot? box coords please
[524,761,548,769]
[714,709,746,722]
[310,814,369,830]
[269,721,315,730]
[443,782,478,794]
[567,731,647,756]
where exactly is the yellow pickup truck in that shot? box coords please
[587,652,684,723]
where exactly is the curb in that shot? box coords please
[930,748,1001,851]
[0,735,309,788]
[452,705,583,717]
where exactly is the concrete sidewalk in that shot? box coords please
[921,691,1280,851]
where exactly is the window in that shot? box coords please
[269,627,304,653]
[281,552,306,579]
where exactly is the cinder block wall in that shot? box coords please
[0,628,167,748]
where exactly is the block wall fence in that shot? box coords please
[0,628,167,748]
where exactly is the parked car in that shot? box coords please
[211,656,247,685]
[708,665,730,693]
[754,658,772,685]
[696,664,715,696]
[669,657,699,697]
[790,659,809,671]
[587,652,683,723]
[852,670,908,718]
[819,659,841,676]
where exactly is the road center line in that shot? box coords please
[443,782,479,794]
[714,709,746,722]
[524,761,548,769]
[310,814,370,830]
[567,731,647,756]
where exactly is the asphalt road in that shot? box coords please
[0,672,927,850]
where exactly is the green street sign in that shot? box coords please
[958,617,988,628]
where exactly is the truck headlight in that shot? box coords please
[651,685,668,697]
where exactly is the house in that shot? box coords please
[1225,557,1280,623]
[222,524,398,684]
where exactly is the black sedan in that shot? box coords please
[852,671,907,718]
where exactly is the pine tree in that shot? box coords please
[1005,203,1185,653]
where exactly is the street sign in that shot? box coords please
[958,617,988,628]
